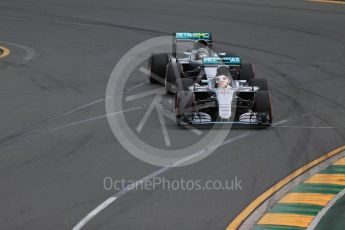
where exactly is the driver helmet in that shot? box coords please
[215,75,231,88]
[193,40,209,60]
[193,39,208,49]
[195,47,209,60]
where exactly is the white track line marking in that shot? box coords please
[72,132,254,229]
[58,98,104,118]
[72,197,117,230]
[72,167,169,230]
[72,115,305,230]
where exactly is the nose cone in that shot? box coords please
[216,88,233,119]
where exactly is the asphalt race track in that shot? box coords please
[0,0,345,229]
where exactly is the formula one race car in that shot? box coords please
[175,56,273,127]
[148,32,221,94]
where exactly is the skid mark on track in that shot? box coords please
[308,0,345,5]
[0,98,104,148]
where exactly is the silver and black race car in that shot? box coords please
[175,56,273,127]
[148,32,219,94]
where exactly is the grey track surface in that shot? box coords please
[0,0,345,229]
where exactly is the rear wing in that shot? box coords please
[173,32,213,57]
[175,32,212,43]
[203,57,241,66]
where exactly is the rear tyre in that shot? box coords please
[253,91,272,125]
[148,53,169,84]
[176,91,195,125]
[165,62,183,95]
[249,78,268,91]
[239,63,255,80]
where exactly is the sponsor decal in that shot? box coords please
[176,32,210,40]
[203,56,241,65]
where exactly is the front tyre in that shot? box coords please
[253,91,272,125]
